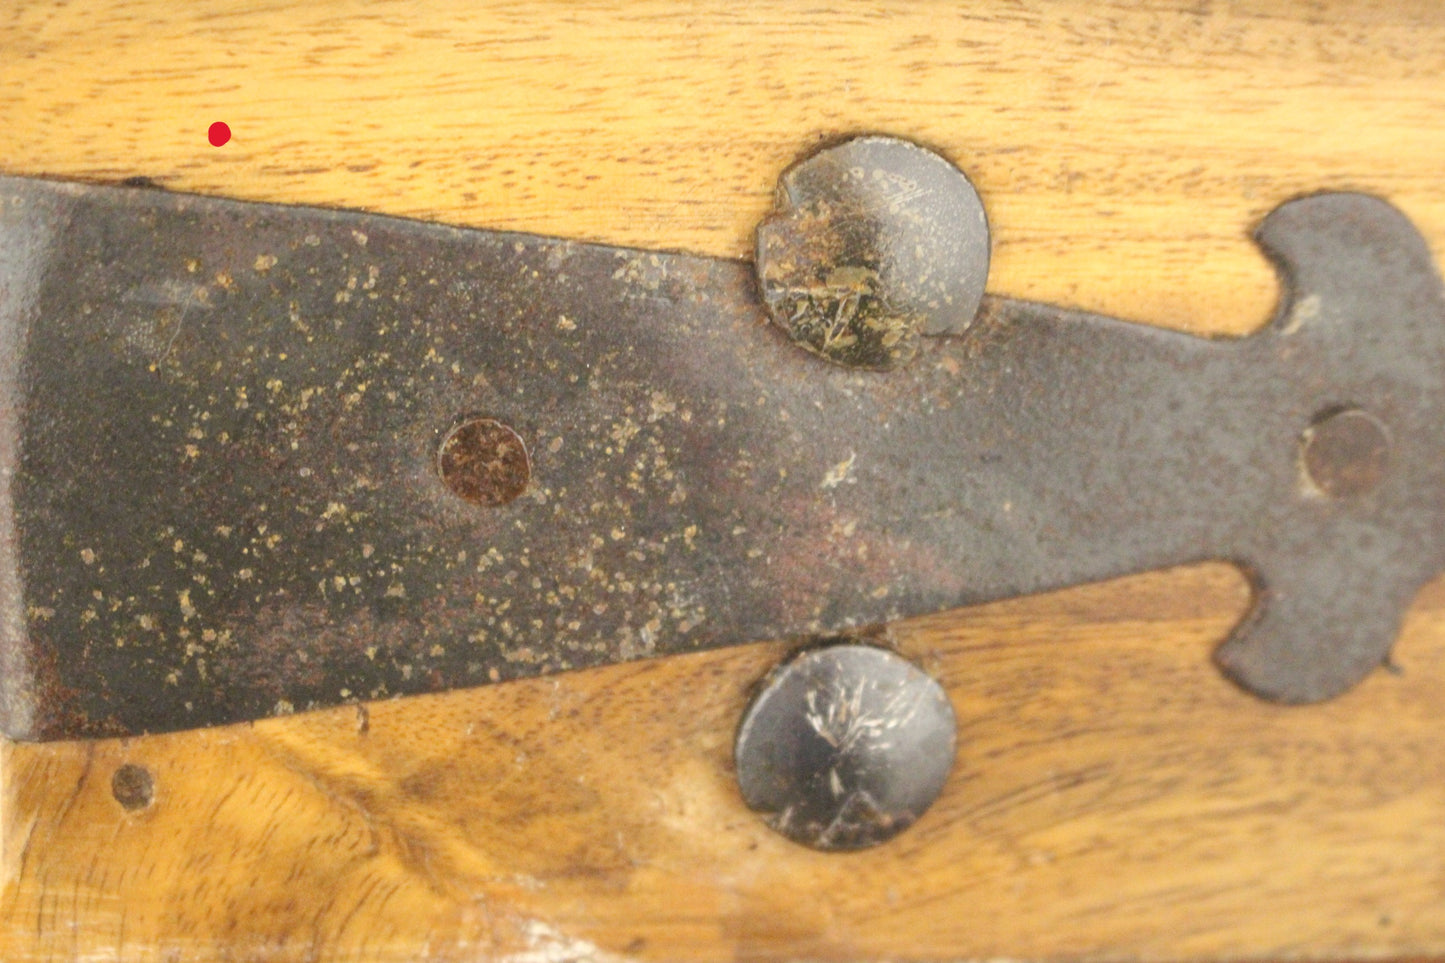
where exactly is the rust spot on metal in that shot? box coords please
[111,763,155,811]
[1302,408,1391,498]
[437,417,530,506]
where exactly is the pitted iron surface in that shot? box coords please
[0,137,1442,739]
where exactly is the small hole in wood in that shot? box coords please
[111,763,155,811]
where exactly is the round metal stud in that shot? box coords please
[734,642,957,851]
[437,417,531,506]
[1301,408,1390,498]
[755,136,991,370]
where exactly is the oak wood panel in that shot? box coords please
[3,1,1445,960]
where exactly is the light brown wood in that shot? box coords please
[3,1,1445,959]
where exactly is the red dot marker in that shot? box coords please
[208,122,231,147]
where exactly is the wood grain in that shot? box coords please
[4,1,1445,959]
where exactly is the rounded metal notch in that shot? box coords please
[734,642,957,851]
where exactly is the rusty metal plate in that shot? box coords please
[1,160,1443,739]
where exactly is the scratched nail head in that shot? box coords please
[755,136,990,370]
[734,642,957,851]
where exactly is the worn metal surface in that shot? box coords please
[0,162,1443,739]
[734,641,958,851]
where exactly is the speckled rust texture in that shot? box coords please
[2,178,1444,738]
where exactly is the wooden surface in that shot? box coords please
[4,1,1445,959]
